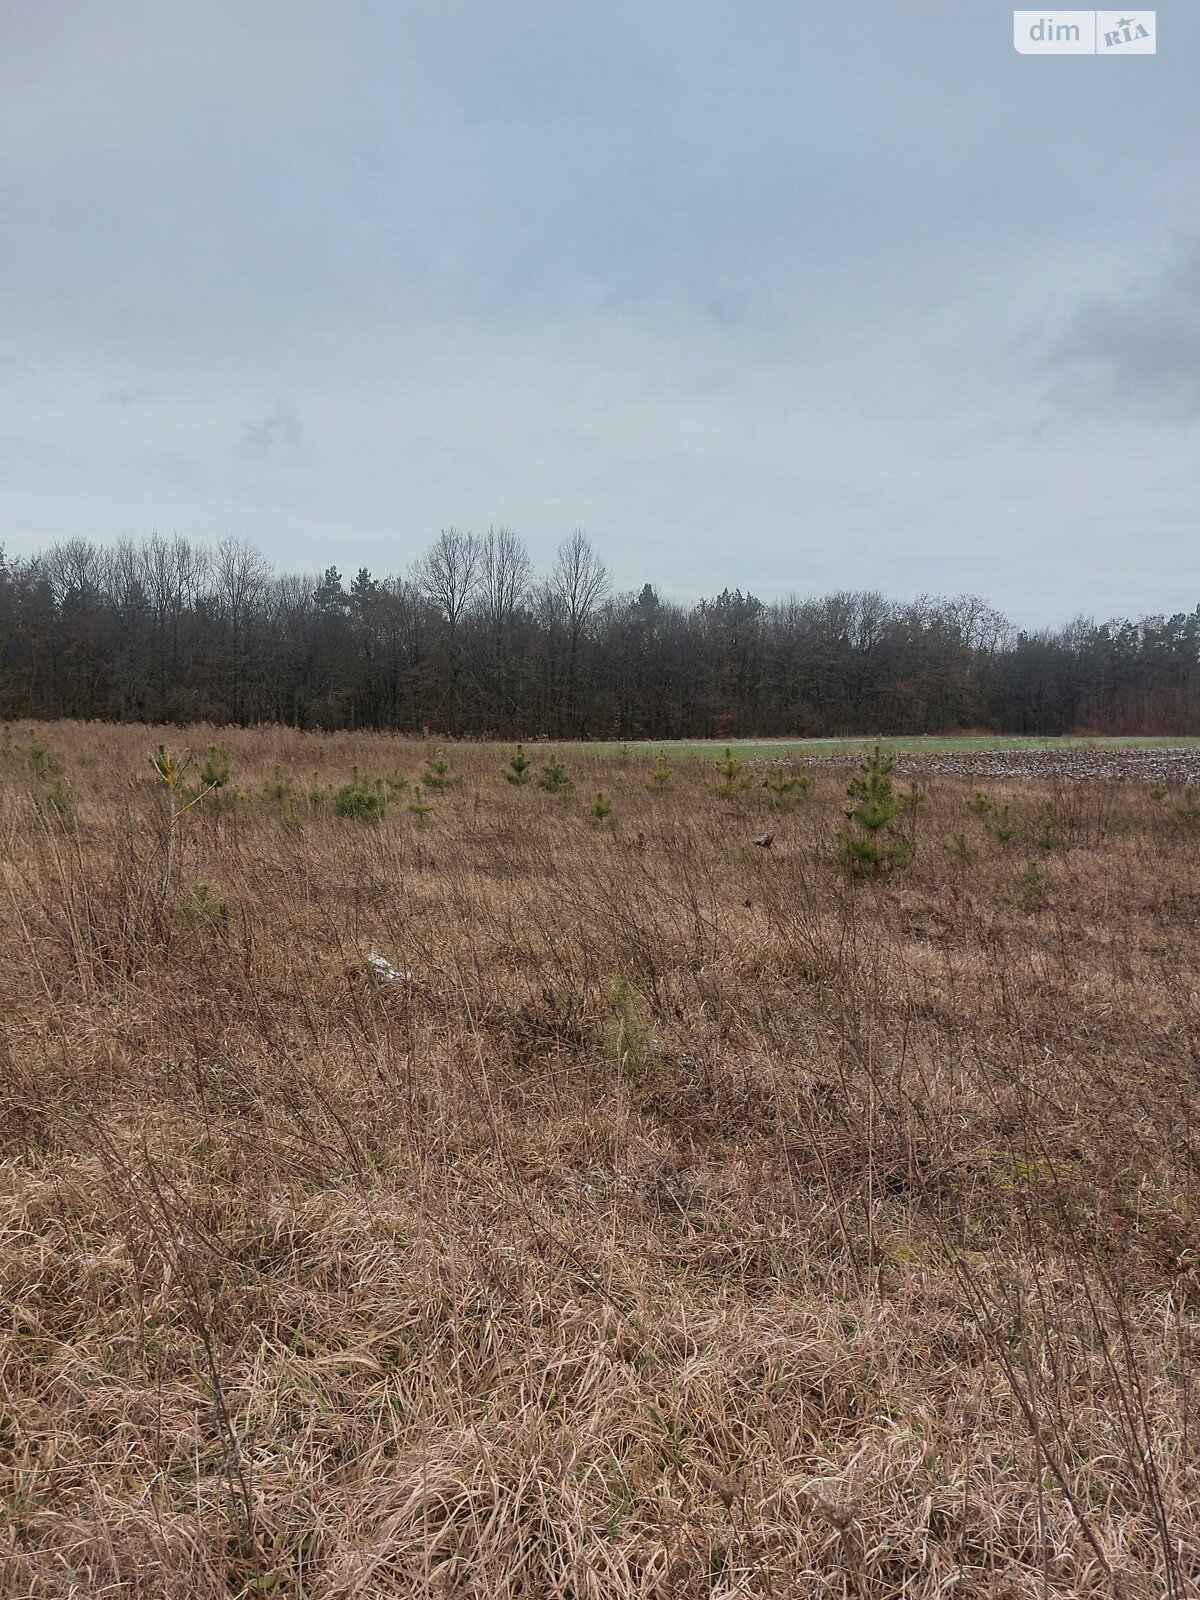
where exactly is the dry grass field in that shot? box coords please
[2,723,1199,1599]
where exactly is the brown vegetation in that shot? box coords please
[2,722,1198,1598]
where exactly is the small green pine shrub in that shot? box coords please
[333,767,388,822]
[604,976,650,1072]
[38,775,75,830]
[897,780,927,817]
[839,831,916,876]
[408,784,435,828]
[836,745,916,876]
[178,880,228,931]
[199,744,231,791]
[764,766,814,810]
[1175,788,1200,824]
[1148,783,1169,803]
[537,760,573,796]
[984,804,1016,845]
[588,791,613,826]
[965,791,993,816]
[706,747,753,800]
[262,765,293,802]
[943,831,975,862]
[423,750,459,791]
[644,752,674,794]
[27,730,62,778]
[505,745,533,785]
[1014,861,1046,913]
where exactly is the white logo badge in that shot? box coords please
[1014,11,1155,54]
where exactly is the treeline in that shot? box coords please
[1,530,1198,737]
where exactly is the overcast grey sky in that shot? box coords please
[1,1,1196,625]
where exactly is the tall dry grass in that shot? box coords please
[1,722,1198,1598]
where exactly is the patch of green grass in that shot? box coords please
[481,734,1200,764]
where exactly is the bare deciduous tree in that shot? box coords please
[212,539,270,721]
[480,526,533,634]
[549,530,609,636]
[411,528,481,633]
[546,530,609,735]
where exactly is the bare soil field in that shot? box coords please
[522,737,1200,774]
[2,722,1199,1598]
[769,745,1200,785]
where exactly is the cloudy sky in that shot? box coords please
[1,1,1196,625]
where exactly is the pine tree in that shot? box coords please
[764,766,814,809]
[836,745,916,876]
[423,749,459,790]
[644,752,674,794]
[312,566,348,615]
[408,784,435,828]
[706,747,753,800]
[505,744,533,785]
[199,744,230,791]
[332,766,388,821]
[537,760,573,795]
[588,791,613,825]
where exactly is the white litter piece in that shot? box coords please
[366,953,414,984]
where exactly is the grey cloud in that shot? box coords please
[235,401,304,466]
[1046,244,1200,422]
